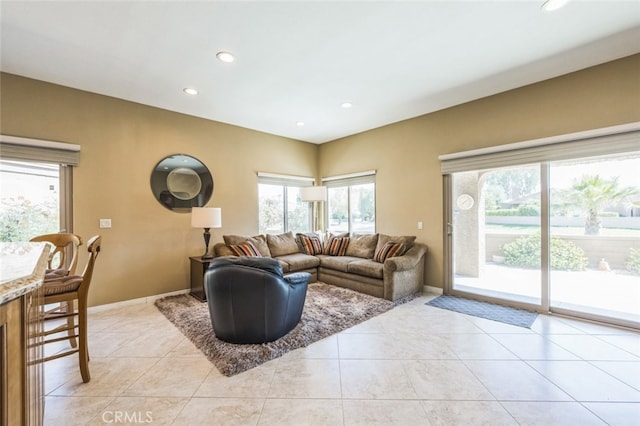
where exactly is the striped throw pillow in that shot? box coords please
[299,234,323,255]
[373,241,405,263]
[324,236,350,256]
[228,241,262,257]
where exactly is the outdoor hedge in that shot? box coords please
[502,233,588,271]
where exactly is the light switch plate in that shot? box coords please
[418,221,423,230]
[99,218,112,228]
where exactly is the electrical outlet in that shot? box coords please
[418,221,423,230]
[99,218,112,228]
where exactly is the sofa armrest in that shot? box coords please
[382,242,428,301]
[383,243,428,272]
[284,272,311,285]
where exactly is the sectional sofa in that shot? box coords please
[213,231,427,301]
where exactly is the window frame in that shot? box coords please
[0,135,78,235]
[257,172,314,234]
[322,170,376,234]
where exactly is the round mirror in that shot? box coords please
[167,167,202,200]
[150,154,213,212]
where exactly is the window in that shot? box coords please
[0,136,78,241]
[323,171,376,234]
[257,173,313,234]
[0,160,61,241]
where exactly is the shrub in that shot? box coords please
[502,233,587,271]
[486,209,519,216]
[517,205,540,216]
[486,207,539,217]
[627,248,640,274]
[597,211,619,218]
[0,196,58,242]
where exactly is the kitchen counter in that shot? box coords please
[0,242,50,305]
[0,241,48,425]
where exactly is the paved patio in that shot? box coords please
[455,264,640,324]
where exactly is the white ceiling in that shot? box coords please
[1,1,639,144]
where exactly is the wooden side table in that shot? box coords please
[189,256,213,302]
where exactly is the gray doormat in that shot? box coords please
[426,295,538,328]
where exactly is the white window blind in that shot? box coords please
[439,125,640,175]
[322,170,376,187]
[257,172,314,186]
[0,135,80,166]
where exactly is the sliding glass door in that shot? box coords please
[451,165,542,305]
[446,145,640,328]
[549,155,640,323]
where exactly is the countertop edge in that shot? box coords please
[0,244,51,305]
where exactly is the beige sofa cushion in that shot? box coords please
[223,234,271,257]
[345,233,378,259]
[215,243,235,257]
[317,254,361,273]
[267,231,299,257]
[277,253,320,271]
[347,259,384,279]
[375,234,416,255]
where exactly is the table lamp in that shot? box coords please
[191,207,222,259]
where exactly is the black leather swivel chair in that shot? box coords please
[204,256,310,344]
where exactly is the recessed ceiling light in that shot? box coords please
[542,0,570,11]
[183,87,198,95]
[341,102,353,109]
[216,51,235,63]
[296,121,305,127]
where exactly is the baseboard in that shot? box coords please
[88,289,190,313]
[424,285,443,295]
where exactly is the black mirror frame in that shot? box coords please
[150,154,213,213]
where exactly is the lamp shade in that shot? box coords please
[191,207,222,228]
[300,186,327,202]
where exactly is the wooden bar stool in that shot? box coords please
[40,235,101,383]
[30,233,83,346]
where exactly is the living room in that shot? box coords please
[3,54,639,308]
[1,1,639,424]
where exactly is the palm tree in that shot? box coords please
[567,175,638,235]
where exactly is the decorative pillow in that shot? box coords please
[373,241,405,263]
[297,233,323,255]
[324,236,350,256]
[267,231,299,257]
[228,241,262,257]
[375,234,415,256]
[223,234,271,257]
[322,232,348,253]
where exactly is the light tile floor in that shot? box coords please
[44,292,640,425]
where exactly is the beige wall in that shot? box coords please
[319,54,640,289]
[2,54,639,304]
[0,73,318,306]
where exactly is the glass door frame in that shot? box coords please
[444,162,638,330]
[444,172,548,315]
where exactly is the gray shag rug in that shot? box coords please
[155,283,397,376]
